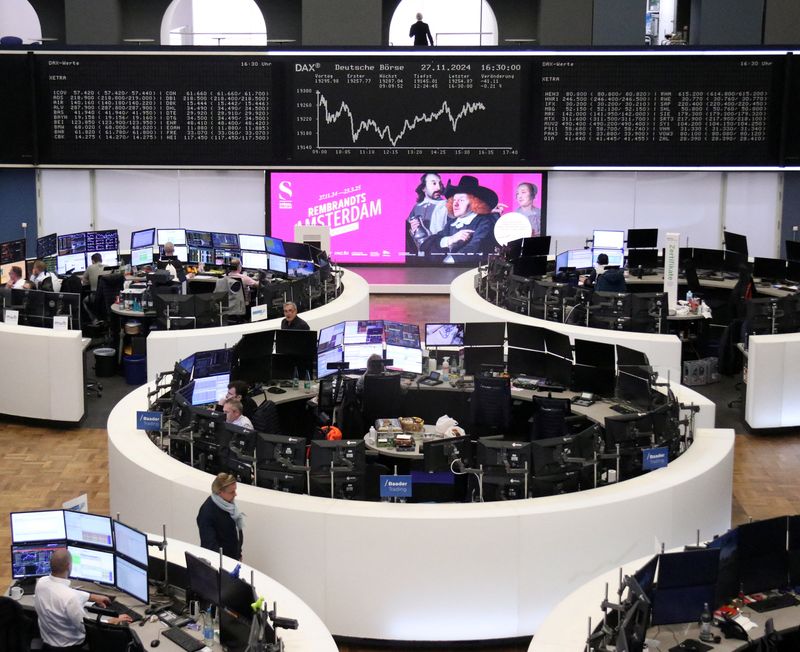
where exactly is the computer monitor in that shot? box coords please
[154,228,184,247]
[723,231,748,256]
[384,321,421,348]
[115,556,149,604]
[477,438,531,470]
[616,366,653,409]
[506,322,546,351]
[785,239,800,263]
[693,248,724,272]
[317,322,345,352]
[544,330,572,360]
[344,320,384,345]
[507,347,547,377]
[650,549,720,626]
[236,234,263,252]
[11,542,66,580]
[191,373,230,406]
[545,354,573,387]
[193,348,233,378]
[530,428,595,477]
[517,236,551,257]
[616,345,650,368]
[256,433,307,468]
[37,233,58,259]
[317,345,344,378]
[753,257,787,282]
[287,259,315,277]
[707,527,739,605]
[57,232,87,255]
[83,230,117,252]
[211,232,239,249]
[88,251,120,268]
[463,346,504,376]
[183,229,211,248]
[64,511,112,549]
[233,331,274,362]
[256,469,307,494]
[737,516,789,594]
[385,344,422,375]
[130,228,155,250]
[282,241,311,261]
[603,413,655,448]
[594,230,624,249]
[113,521,148,567]
[309,439,366,471]
[130,246,153,267]
[422,436,474,473]
[56,253,87,275]
[343,343,382,371]
[574,339,615,368]
[425,323,464,347]
[463,322,505,346]
[513,255,548,277]
[241,251,268,270]
[68,544,114,585]
[627,228,658,249]
[275,330,317,359]
[264,236,285,256]
[185,552,220,605]
[266,253,286,275]
[723,250,746,273]
[219,573,257,650]
[626,249,659,270]
[633,555,658,600]
[157,245,188,263]
[11,510,66,544]
[188,246,214,265]
[213,248,241,266]
[592,248,625,267]
[786,260,800,284]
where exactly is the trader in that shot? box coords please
[30,259,56,290]
[594,253,627,293]
[160,242,186,282]
[81,253,105,292]
[5,265,25,289]
[197,472,244,560]
[280,301,310,330]
[223,398,254,430]
[227,257,259,288]
[217,380,257,419]
[34,548,131,650]
[409,12,434,46]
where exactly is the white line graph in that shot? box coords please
[315,91,509,149]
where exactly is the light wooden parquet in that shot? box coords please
[0,295,797,652]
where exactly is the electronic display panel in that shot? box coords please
[317,345,344,378]
[343,343,382,370]
[191,373,230,406]
[37,55,275,165]
[264,236,285,256]
[116,556,149,604]
[384,321,420,348]
[57,253,87,275]
[130,247,153,267]
[0,54,35,163]
[157,245,187,263]
[239,234,266,252]
[268,253,287,274]
[213,232,239,249]
[318,322,345,352]
[12,543,66,579]
[11,510,66,544]
[386,344,423,375]
[113,521,148,567]
[186,230,213,248]
[37,233,58,259]
[68,545,115,585]
[85,230,119,252]
[269,171,545,265]
[288,260,315,277]
[241,251,268,270]
[425,323,464,347]
[157,228,187,246]
[131,228,156,250]
[58,232,87,256]
[88,251,119,268]
[64,511,113,549]
[343,320,384,345]
[0,239,26,265]
[593,230,624,249]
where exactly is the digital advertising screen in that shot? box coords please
[269,171,545,265]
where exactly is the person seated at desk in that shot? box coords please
[356,353,385,394]
[223,398,254,430]
[217,380,257,420]
[593,253,627,293]
[227,257,258,289]
[5,265,25,289]
[30,259,58,291]
[81,253,106,292]
[34,548,131,651]
[280,301,310,330]
[158,242,186,283]
[197,472,244,560]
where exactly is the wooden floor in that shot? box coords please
[1,293,798,652]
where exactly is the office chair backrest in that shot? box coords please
[471,375,511,434]
[84,617,141,652]
[0,596,31,652]
[362,373,402,425]
[38,275,54,293]
[60,274,83,295]
[0,36,23,46]
[214,276,246,316]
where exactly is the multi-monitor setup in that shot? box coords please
[35,229,121,276]
[590,515,800,652]
[0,237,27,286]
[3,287,83,330]
[10,509,149,605]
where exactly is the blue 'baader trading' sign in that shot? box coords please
[642,447,669,471]
[380,475,413,498]
[136,410,162,431]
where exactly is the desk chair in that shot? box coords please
[84,616,142,652]
[470,375,511,437]
[214,276,247,323]
[362,374,402,429]
[0,596,36,652]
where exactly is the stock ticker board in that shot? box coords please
[36,55,274,165]
[289,58,527,164]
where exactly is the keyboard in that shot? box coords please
[609,404,636,415]
[108,599,143,622]
[162,627,206,652]
[400,371,417,380]
[748,593,799,613]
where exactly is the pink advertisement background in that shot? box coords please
[269,171,544,264]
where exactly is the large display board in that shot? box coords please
[1,49,799,167]
[35,55,274,165]
[289,57,525,164]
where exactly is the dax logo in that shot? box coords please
[278,180,293,209]
[295,63,320,72]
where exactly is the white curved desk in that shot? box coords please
[145,269,369,381]
[109,384,731,643]
[745,332,800,429]
[143,535,337,651]
[450,270,683,381]
[0,322,86,422]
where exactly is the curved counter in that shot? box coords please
[109,384,732,643]
[145,269,370,381]
[146,535,338,651]
[450,270,683,381]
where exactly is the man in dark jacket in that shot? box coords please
[197,473,244,559]
[594,253,627,293]
[409,13,434,46]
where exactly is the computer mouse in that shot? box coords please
[267,387,286,394]
[150,640,160,648]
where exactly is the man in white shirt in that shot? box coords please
[34,548,131,650]
[223,398,254,430]
[5,265,25,289]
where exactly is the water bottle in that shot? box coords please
[202,608,214,645]
[686,290,693,303]
[292,366,299,389]
[699,602,713,642]
[230,563,241,578]
[368,425,378,445]
[441,357,450,377]
[303,370,312,394]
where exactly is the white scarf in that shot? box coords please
[211,493,245,531]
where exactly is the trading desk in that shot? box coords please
[13,535,336,652]
[108,382,729,643]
